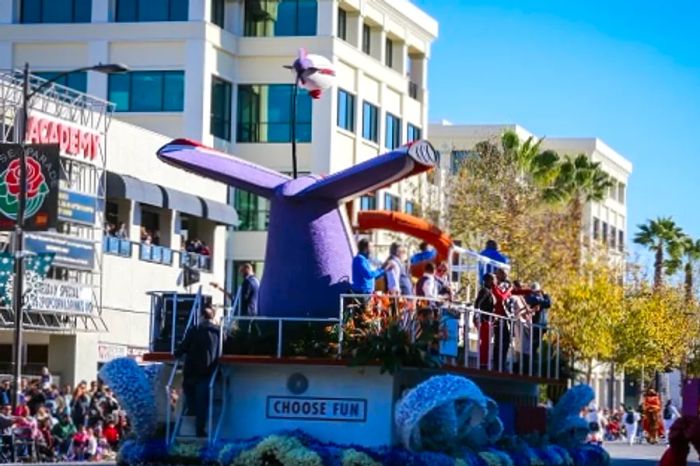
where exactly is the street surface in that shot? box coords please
[607,441,700,466]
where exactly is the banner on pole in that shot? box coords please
[0,144,60,231]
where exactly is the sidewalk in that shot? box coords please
[606,441,700,465]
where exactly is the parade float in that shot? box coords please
[96,135,610,466]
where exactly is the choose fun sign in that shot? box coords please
[266,396,367,422]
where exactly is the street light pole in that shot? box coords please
[11,63,29,409]
[11,62,128,409]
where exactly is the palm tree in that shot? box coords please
[543,154,614,262]
[500,130,560,184]
[666,234,700,301]
[634,217,684,289]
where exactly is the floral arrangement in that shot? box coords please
[106,362,608,466]
[99,358,159,440]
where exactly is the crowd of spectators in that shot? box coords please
[0,369,130,463]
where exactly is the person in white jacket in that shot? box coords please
[623,407,641,445]
[662,400,681,444]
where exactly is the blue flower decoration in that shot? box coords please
[99,357,158,440]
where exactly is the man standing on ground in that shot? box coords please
[239,263,260,316]
[623,406,641,446]
[662,399,681,444]
[174,307,221,437]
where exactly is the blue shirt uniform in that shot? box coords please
[478,246,508,282]
[352,254,384,293]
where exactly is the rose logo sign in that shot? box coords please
[0,144,60,232]
[0,157,50,221]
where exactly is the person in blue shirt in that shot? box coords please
[479,239,508,284]
[352,239,389,293]
[410,241,437,265]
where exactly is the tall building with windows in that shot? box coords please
[0,0,438,297]
[429,122,633,254]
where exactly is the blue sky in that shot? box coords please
[413,0,700,260]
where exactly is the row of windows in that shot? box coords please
[592,217,625,253]
[608,180,626,205]
[337,89,421,149]
[20,0,317,36]
[108,71,185,112]
[359,193,414,214]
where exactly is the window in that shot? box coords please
[362,101,378,143]
[602,221,608,245]
[34,71,87,93]
[362,24,371,54]
[618,182,626,205]
[407,123,421,142]
[405,200,415,215]
[337,8,347,40]
[592,217,600,240]
[610,226,617,249]
[337,89,355,132]
[211,76,232,141]
[244,0,317,37]
[359,194,376,211]
[234,190,270,231]
[385,113,402,149]
[618,230,624,252]
[21,0,91,23]
[108,71,185,112]
[115,0,188,22]
[450,150,475,174]
[211,0,225,27]
[385,38,393,68]
[384,193,400,212]
[237,84,312,143]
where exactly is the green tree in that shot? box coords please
[634,217,684,289]
[666,235,700,302]
[542,154,613,268]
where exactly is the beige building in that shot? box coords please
[0,0,438,295]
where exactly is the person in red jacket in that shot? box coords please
[490,268,530,371]
[103,419,120,450]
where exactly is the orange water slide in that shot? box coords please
[356,210,453,272]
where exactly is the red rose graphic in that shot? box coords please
[5,157,46,198]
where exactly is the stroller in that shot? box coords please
[11,424,38,462]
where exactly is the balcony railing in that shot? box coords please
[220,294,561,381]
[181,251,212,271]
[140,244,173,266]
[103,236,132,257]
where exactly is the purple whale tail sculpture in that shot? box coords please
[157,139,436,318]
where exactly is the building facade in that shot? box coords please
[429,122,633,253]
[0,0,438,296]
[0,71,233,385]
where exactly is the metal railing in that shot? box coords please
[163,287,203,446]
[181,251,212,271]
[102,236,131,257]
[217,293,560,380]
[139,243,173,265]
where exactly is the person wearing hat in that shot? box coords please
[525,282,551,362]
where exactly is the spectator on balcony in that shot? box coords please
[351,239,389,294]
[479,240,508,285]
[116,222,128,239]
[385,243,412,295]
[239,263,260,316]
[174,306,221,438]
[40,367,52,391]
[199,241,211,257]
